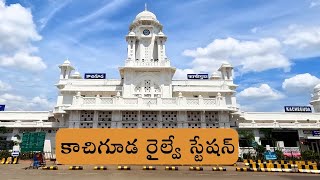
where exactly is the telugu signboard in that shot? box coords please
[312,130,320,136]
[284,106,312,113]
[84,73,106,79]
[264,151,277,160]
[56,129,238,165]
[187,74,209,79]
[20,132,46,152]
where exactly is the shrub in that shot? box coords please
[301,150,317,161]
[0,150,11,159]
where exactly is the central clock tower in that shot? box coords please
[119,7,176,99]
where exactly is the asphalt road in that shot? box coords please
[0,161,319,180]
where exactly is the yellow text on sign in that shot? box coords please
[56,128,238,165]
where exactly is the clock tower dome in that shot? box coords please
[120,6,176,98]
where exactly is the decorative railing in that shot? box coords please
[162,98,177,105]
[70,96,230,109]
[239,121,320,129]
[101,98,113,104]
[125,59,170,67]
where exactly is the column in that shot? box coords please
[201,111,206,128]
[92,110,98,128]
[112,110,121,128]
[157,111,162,128]
[178,111,187,128]
[157,39,161,60]
[137,111,142,128]
[253,129,261,145]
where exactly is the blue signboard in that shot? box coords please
[264,151,277,160]
[0,105,5,111]
[84,73,106,79]
[312,130,320,136]
[284,106,312,113]
[187,74,209,79]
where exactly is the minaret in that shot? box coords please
[218,63,233,80]
[311,84,320,112]
[58,59,74,80]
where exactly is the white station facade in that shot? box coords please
[1,9,320,157]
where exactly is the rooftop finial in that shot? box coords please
[145,3,147,11]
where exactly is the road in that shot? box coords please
[0,161,319,180]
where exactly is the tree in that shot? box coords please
[0,126,7,134]
[260,128,276,147]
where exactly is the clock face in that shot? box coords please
[143,29,150,36]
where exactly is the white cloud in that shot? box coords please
[251,27,258,33]
[282,73,320,94]
[71,0,129,25]
[0,51,47,71]
[0,93,54,110]
[238,84,285,100]
[182,37,291,74]
[173,68,195,79]
[310,0,320,8]
[38,0,72,30]
[0,1,46,71]
[283,26,320,49]
[0,80,12,91]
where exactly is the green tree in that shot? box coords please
[260,128,276,147]
[0,126,7,134]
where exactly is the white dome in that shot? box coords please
[135,10,157,21]
[128,31,135,36]
[71,71,81,79]
[210,72,221,79]
[158,31,165,36]
[63,60,71,64]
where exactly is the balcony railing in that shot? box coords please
[125,59,170,67]
[0,121,60,128]
[68,95,235,110]
[239,121,320,129]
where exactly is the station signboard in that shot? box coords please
[20,132,46,152]
[84,73,106,79]
[56,128,238,165]
[187,74,209,80]
[312,130,320,136]
[284,106,312,113]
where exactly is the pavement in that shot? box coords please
[0,160,319,180]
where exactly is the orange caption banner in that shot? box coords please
[56,128,238,165]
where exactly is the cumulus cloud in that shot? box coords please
[173,68,195,79]
[282,73,320,94]
[0,93,54,110]
[238,84,285,100]
[0,80,12,91]
[283,26,320,57]
[182,37,291,74]
[0,1,46,71]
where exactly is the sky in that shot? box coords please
[0,0,320,112]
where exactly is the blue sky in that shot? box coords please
[0,0,320,111]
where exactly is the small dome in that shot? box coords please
[158,31,165,36]
[210,72,221,80]
[135,10,157,21]
[70,71,82,79]
[63,60,71,64]
[128,31,135,36]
